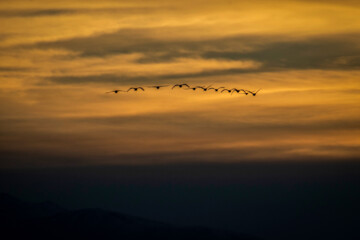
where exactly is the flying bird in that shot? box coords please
[230,88,247,95]
[208,87,225,92]
[196,85,212,91]
[221,89,232,93]
[106,89,125,94]
[194,86,206,91]
[247,88,262,96]
[239,89,249,95]
[172,83,190,89]
[230,88,240,94]
[127,87,145,92]
[148,85,169,90]
[186,86,198,91]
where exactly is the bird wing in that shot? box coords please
[172,84,179,89]
[148,85,167,88]
[183,84,190,88]
[139,87,145,91]
[255,88,262,93]
[221,89,228,93]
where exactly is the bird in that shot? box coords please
[186,86,198,91]
[172,83,190,89]
[194,86,206,91]
[239,89,249,95]
[230,88,240,94]
[208,87,225,92]
[148,85,169,90]
[106,89,125,94]
[196,85,212,91]
[127,87,145,92]
[221,89,232,93]
[230,88,247,95]
[247,88,262,96]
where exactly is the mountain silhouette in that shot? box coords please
[0,193,260,240]
[0,193,65,220]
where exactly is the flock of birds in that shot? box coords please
[106,84,262,96]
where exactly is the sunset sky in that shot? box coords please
[1,0,360,168]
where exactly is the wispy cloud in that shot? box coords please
[0,7,159,18]
[1,0,360,167]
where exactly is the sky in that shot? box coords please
[0,0,360,168]
[1,2,360,239]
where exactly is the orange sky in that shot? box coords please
[0,0,359,167]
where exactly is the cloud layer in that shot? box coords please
[0,0,360,167]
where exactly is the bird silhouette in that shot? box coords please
[148,85,169,90]
[194,86,206,91]
[196,85,212,91]
[221,89,232,93]
[247,88,262,96]
[127,87,145,92]
[230,88,240,94]
[105,84,259,97]
[186,86,198,91]
[230,88,247,95]
[172,83,190,89]
[208,87,225,92]
[106,90,125,94]
[239,89,249,95]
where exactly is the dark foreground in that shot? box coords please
[1,161,359,239]
[0,193,259,240]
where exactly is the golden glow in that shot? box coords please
[0,0,359,167]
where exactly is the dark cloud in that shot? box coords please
[45,67,264,85]
[32,29,266,59]
[32,29,360,66]
[0,102,359,168]
[46,74,151,85]
[202,35,360,70]
[1,106,359,149]
[24,29,360,85]
[59,109,360,133]
[0,9,76,17]
[0,7,157,18]
[1,104,360,130]
[0,141,359,169]
[0,66,30,72]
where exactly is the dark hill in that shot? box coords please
[0,193,260,240]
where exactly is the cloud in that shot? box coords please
[1,103,359,168]
[1,142,359,168]
[31,31,359,85]
[0,9,76,17]
[30,29,268,58]
[0,66,30,72]
[1,0,359,169]
[31,29,360,74]
[202,34,360,70]
[0,7,158,18]
[45,68,264,85]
